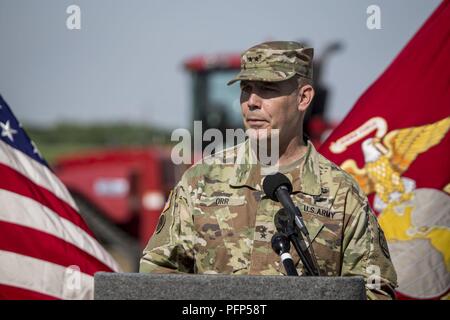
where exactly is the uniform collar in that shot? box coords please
[229,139,322,196]
[228,139,263,191]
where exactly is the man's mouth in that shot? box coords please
[246,118,269,127]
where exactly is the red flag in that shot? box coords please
[0,96,120,299]
[319,1,450,299]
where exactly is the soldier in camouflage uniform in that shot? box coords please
[140,41,398,299]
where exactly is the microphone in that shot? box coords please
[263,173,308,236]
[271,233,298,276]
[264,172,320,276]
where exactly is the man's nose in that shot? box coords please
[248,92,262,110]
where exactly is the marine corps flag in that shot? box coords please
[319,1,450,300]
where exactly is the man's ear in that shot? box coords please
[297,84,315,112]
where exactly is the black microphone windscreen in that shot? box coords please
[262,172,293,201]
[274,209,291,233]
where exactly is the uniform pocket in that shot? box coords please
[302,212,325,245]
[300,211,343,275]
[195,195,246,233]
[193,196,250,273]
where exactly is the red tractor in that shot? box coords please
[55,147,187,271]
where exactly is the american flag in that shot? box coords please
[0,95,120,300]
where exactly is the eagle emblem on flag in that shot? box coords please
[329,116,450,299]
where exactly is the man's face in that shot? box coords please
[240,78,300,142]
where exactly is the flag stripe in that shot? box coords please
[0,221,112,275]
[0,163,93,237]
[0,284,58,300]
[0,189,119,271]
[0,96,120,300]
[0,140,78,210]
[0,250,94,300]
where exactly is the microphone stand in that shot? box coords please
[293,207,321,276]
[282,215,317,276]
[276,187,320,276]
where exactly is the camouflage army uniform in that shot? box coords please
[140,41,397,299]
[140,140,397,299]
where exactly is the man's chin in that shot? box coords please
[246,127,279,142]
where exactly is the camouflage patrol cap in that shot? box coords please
[227,41,313,85]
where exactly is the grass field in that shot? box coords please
[36,143,103,165]
[24,123,173,165]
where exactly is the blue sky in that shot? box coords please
[0,0,441,129]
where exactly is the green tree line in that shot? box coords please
[24,123,173,164]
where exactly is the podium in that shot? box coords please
[94,273,366,300]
